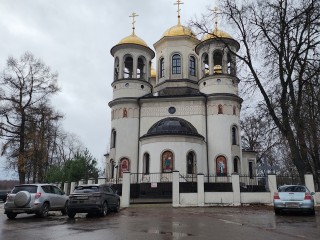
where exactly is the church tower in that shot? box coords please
[108,12,155,178]
[195,10,242,176]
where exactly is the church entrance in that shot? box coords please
[129,173,173,204]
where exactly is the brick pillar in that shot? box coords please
[63,182,69,195]
[70,182,76,194]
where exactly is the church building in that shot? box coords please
[105,3,256,181]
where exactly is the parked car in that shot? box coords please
[0,190,10,202]
[273,185,315,215]
[4,184,69,219]
[67,184,120,218]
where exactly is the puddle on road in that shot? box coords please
[144,228,194,237]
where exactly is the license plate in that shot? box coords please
[286,202,299,208]
[12,210,24,213]
[76,196,88,200]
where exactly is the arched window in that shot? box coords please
[202,53,209,77]
[233,157,239,173]
[120,158,130,177]
[111,129,116,148]
[143,153,150,174]
[137,57,145,79]
[124,56,133,78]
[187,151,196,174]
[160,58,165,78]
[213,51,223,74]
[233,106,236,115]
[172,54,181,74]
[114,57,119,80]
[189,56,196,76]
[110,159,115,179]
[162,151,174,173]
[218,104,223,114]
[232,126,237,145]
[123,108,127,118]
[216,155,227,176]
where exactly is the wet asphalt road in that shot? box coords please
[0,202,319,240]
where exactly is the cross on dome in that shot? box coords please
[174,0,184,25]
[212,7,220,31]
[129,12,139,35]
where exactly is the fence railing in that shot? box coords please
[239,175,268,192]
[130,172,172,184]
[276,175,301,187]
[204,174,231,183]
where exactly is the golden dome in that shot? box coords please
[118,33,148,47]
[162,24,196,38]
[151,67,156,78]
[202,28,233,41]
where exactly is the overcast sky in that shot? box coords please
[0,0,220,179]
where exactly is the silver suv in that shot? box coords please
[4,184,68,219]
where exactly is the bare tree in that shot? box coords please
[191,0,320,183]
[0,52,59,183]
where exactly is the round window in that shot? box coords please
[168,107,176,114]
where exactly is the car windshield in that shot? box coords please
[12,185,37,194]
[74,186,99,193]
[278,186,306,192]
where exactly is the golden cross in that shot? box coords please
[174,0,184,25]
[129,12,139,35]
[212,7,220,30]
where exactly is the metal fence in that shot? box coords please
[239,175,268,192]
[276,175,301,187]
[130,172,173,184]
[204,174,231,183]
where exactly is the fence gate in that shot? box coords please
[130,173,172,204]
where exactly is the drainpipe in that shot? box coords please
[205,96,210,182]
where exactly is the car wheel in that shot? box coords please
[310,209,315,216]
[6,213,17,220]
[38,202,50,218]
[99,201,108,217]
[67,211,76,218]
[114,200,120,212]
[61,201,68,215]
[274,208,281,215]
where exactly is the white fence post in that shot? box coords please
[197,173,204,206]
[172,170,180,207]
[70,182,76,194]
[63,182,69,195]
[98,177,106,184]
[268,174,277,204]
[232,173,240,206]
[121,171,131,208]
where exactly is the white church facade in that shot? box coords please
[105,7,256,182]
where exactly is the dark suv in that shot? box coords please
[67,184,120,218]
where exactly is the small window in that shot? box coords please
[218,104,223,114]
[249,161,254,179]
[187,152,196,174]
[189,56,196,76]
[111,129,116,148]
[172,54,181,74]
[160,58,165,78]
[143,153,150,175]
[124,56,133,78]
[233,157,239,173]
[232,126,237,145]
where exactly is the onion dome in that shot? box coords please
[117,33,149,48]
[202,28,234,41]
[142,117,204,139]
[162,24,196,38]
